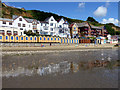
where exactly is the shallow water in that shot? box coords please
[2,48,120,88]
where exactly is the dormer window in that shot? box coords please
[19,18,22,21]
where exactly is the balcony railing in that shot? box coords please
[7,33,12,36]
[0,32,5,35]
[43,26,48,30]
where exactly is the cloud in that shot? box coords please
[101,18,119,25]
[78,2,85,8]
[93,6,107,17]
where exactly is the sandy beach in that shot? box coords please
[2,48,119,88]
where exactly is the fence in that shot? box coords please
[0,35,79,44]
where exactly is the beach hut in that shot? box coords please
[4,35,9,42]
[43,36,47,43]
[67,38,69,44]
[50,37,54,43]
[57,37,60,43]
[33,36,37,42]
[10,35,15,42]
[19,35,25,42]
[15,35,20,42]
[38,36,42,42]
[54,37,57,43]
[29,36,34,42]
[47,36,50,43]
[72,39,74,44]
[77,39,79,44]
[25,36,29,42]
[0,34,4,42]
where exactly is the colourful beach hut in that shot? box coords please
[10,35,14,42]
[29,36,34,42]
[19,35,25,42]
[34,36,37,42]
[25,36,29,42]
[4,35,9,42]
[67,38,69,44]
[38,36,42,42]
[0,34,4,42]
[50,37,54,42]
[47,36,50,42]
[15,35,19,42]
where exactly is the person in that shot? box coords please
[50,42,51,46]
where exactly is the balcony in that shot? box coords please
[43,26,48,30]
[0,32,5,35]
[7,33,12,36]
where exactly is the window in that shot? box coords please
[3,21,6,24]
[74,27,76,30]
[20,28,23,30]
[50,23,53,26]
[19,18,22,21]
[51,19,53,21]
[23,24,26,27]
[50,32,53,35]
[51,28,53,31]
[0,30,4,33]
[18,23,21,27]
[59,25,62,28]
[9,22,12,25]
[41,23,43,26]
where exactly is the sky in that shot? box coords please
[4,2,118,25]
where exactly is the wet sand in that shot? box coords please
[2,48,120,88]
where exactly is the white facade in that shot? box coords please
[0,15,70,38]
[57,18,70,38]
[0,18,21,36]
[45,16,58,36]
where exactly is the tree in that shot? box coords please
[115,31,120,35]
[104,24,115,35]
[87,17,98,23]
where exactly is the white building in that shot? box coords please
[0,18,21,36]
[57,18,70,38]
[0,15,70,38]
[44,16,58,36]
[107,34,118,44]
[39,21,49,35]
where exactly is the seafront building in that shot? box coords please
[76,22,108,37]
[69,23,80,38]
[0,15,70,38]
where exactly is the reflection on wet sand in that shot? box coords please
[2,60,120,78]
